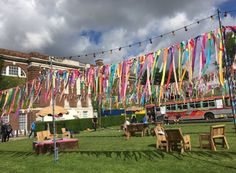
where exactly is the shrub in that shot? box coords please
[35,114,146,133]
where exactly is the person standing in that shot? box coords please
[123,117,130,131]
[92,116,98,131]
[6,123,13,141]
[1,123,7,142]
[143,114,149,124]
[130,115,137,124]
[29,121,36,138]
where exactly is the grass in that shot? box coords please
[0,122,236,173]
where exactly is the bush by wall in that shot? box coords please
[35,114,145,133]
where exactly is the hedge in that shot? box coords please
[36,114,145,134]
[0,76,26,90]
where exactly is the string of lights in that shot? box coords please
[55,9,236,61]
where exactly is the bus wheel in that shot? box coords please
[204,112,214,120]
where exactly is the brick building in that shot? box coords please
[0,48,94,134]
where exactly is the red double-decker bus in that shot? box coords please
[146,95,233,121]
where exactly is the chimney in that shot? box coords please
[95,59,104,66]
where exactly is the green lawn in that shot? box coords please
[0,122,236,173]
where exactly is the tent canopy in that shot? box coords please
[126,106,143,111]
[36,106,68,117]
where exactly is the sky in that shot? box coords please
[0,0,235,65]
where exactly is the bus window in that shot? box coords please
[225,98,231,107]
[178,104,183,110]
[203,101,208,107]
[209,100,215,107]
[166,105,171,110]
[183,104,188,109]
[156,107,160,112]
[189,102,195,108]
[195,102,201,108]
[171,104,176,110]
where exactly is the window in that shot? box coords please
[209,100,215,107]
[203,101,208,107]
[189,102,195,108]
[166,105,171,110]
[225,98,231,107]
[9,66,18,76]
[83,111,88,118]
[19,113,27,130]
[2,66,26,78]
[2,115,9,124]
[183,104,188,109]
[171,104,176,110]
[195,102,201,108]
[156,107,160,112]
[178,104,183,110]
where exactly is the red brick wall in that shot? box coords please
[9,113,19,131]
[27,111,37,131]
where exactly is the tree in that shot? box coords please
[225,32,236,64]
[141,68,180,85]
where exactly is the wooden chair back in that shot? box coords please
[36,131,44,141]
[165,128,184,142]
[41,130,52,140]
[210,125,225,138]
[155,122,164,129]
[61,128,71,138]
[165,128,191,153]
[61,128,66,134]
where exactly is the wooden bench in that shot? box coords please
[125,123,149,139]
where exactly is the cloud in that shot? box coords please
[0,0,235,65]
[22,30,53,50]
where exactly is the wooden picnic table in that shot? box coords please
[33,138,78,154]
[125,123,149,139]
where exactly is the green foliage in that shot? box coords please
[141,68,181,85]
[0,76,26,90]
[0,122,236,173]
[225,32,236,63]
[36,118,93,133]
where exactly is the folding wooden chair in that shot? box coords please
[36,131,44,142]
[165,128,191,154]
[199,125,229,151]
[154,125,168,152]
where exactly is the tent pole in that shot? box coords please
[50,56,58,162]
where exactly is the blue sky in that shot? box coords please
[219,0,236,17]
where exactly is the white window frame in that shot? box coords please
[83,111,88,118]
[19,113,27,130]
[1,66,26,78]
[9,66,18,76]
